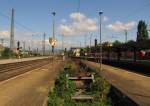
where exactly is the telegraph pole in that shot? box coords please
[84,34,86,47]
[62,34,64,51]
[125,29,128,43]
[37,48,38,54]
[10,8,15,50]
[31,34,34,53]
[50,11,56,72]
[51,12,56,54]
[99,11,103,71]
[89,33,92,55]
[42,33,46,56]
[90,34,92,48]
[23,41,26,51]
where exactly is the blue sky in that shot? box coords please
[0,0,150,49]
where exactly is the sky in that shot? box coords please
[0,0,150,50]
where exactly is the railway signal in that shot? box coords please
[17,41,20,50]
[50,12,56,55]
[49,37,57,53]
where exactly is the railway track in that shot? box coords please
[72,56,150,76]
[0,58,51,81]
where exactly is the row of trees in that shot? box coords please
[109,20,149,50]
[80,20,149,55]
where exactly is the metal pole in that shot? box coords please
[31,34,33,53]
[125,30,128,59]
[125,29,127,43]
[52,12,56,55]
[51,12,56,72]
[90,34,92,48]
[42,33,46,56]
[77,0,80,12]
[89,33,92,55]
[84,34,86,47]
[37,48,38,54]
[23,41,26,51]
[99,11,103,71]
[10,8,15,50]
[62,34,64,51]
[80,42,81,48]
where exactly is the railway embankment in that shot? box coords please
[47,59,139,106]
[82,60,150,106]
[48,60,111,106]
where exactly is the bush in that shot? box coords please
[1,48,11,58]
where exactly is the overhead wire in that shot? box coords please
[0,10,36,33]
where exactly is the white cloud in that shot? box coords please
[0,31,10,38]
[0,30,42,40]
[103,16,109,22]
[59,12,98,36]
[106,21,136,31]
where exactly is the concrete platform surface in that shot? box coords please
[0,56,49,65]
[82,60,150,106]
[0,60,63,106]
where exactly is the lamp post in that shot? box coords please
[62,34,64,52]
[52,12,56,55]
[89,33,92,54]
[31,34,33,53]
[49,11,56,72]
[88,33,92,57]
[99,11,103,71]
[125,29,128,43]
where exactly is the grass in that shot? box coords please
[48,61,111,106]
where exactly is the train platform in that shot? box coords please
[0,59,63,106]
[82,60,150,106]
[0,56,50,65]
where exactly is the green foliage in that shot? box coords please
[112,40,122,47]
[1,48,11,58]
[92,77,110,93]
[54,72,76,98]
[64,61,77,76]
[48,62,111,106]
[137,20,149,42]
[48,91,64,106]
[48,63,76,106]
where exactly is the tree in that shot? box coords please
[137,20,149,42]
[112,40,122,46]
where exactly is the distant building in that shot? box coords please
[70,47,81,57]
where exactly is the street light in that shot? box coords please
[51,12,56,54]
[125,29,128,43]
[49,11,57,72]
[99,11,103,71]
[89,33,92,55]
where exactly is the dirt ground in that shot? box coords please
[0,60,64,106]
